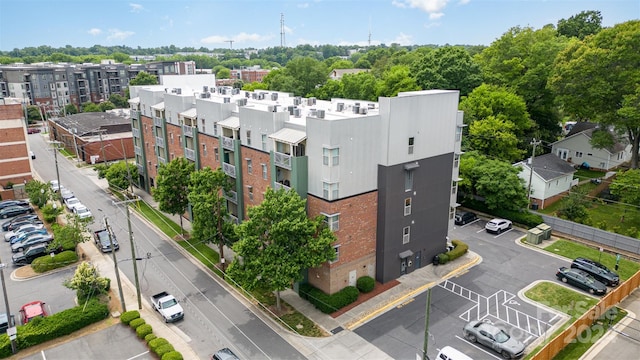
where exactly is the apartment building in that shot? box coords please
[0,99,34,198]
[129,76,463,293]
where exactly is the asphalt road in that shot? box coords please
[28,133,304,360]
[356,218,572,360]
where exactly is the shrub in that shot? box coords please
[356,276,375,293]
[136,324,153,338]
[298,283,314,300]
[129,318,146,329]
[460,198,543,228]
[120,310,140,325]
[149,338,170,353]
[437,253,449,264]
[305,285,359,314]
[145,333,158,343]
[155,344,175,357]
[162,351,184,360]
[447,240,469,261]
[31,251,78,273]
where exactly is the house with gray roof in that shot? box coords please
[514,153,577,209]
[551,122,630,171]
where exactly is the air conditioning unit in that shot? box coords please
[223,97,230,103]
[293,108,301,117]
[317,109,325,118]
[271,93,278,101]
[337,103,344,112]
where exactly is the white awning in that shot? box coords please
[180,108,197,118]
[151,102,165,110]
[217,116,240,130]
[269,128,307,145]
[128,97,140,104]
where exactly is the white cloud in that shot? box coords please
[392,0,468,19]
[284,25,293,34]
[129,3,143,13]
[88,28,102,36]
[201,32,273,45]
[458,0,470,4]
[298,3,310,8]
[391,32,414,46]
[106,29,135,41]
[429,12,444,20]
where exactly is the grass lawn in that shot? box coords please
[574,168,607,181]
[543,239,640,280]
[523,282,627,360]
[135,200,184,239]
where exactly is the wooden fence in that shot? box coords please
[531,269,640,360]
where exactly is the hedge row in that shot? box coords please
[299,284,359,314]
[31,251,78,273]
[460,198,543,228]
[0,299,109,357]
[121,313,183,360]
[437,240,469,265]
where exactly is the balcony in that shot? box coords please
[134,146,142,156]
[136,163,143,173]
[156,137,165,148]
[222,162,236,178]
[274,152,292,170]
[131,110,140,119]
[227,214,239,225]
[158,156,166,164]
[185,147,195,161]
[274,182,291,191]
[154,117,163,127]
[132,127,140,138]
[222,136,234,150]
[183,125,193,137]
[224,190,238,203]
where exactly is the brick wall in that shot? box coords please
[166,123,184,161]
[197,134,220,170]
[240,147,271,216]
[141,115,158,185]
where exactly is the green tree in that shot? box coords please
[188,167,235,269]
[63,261,110,300]
[549,21,640,168]
[81,102,100,112]
[283,57,328,97]
[98,101,116,112]
[610,169,640,207]
[557,188,590,223]
[153,157,194,234]
[377,65,420,98]
[413,46,483,97]
[311,79,343,100]
[27,105,41,123]
[25,180,50,209]
[216,68,231,79]
[64,104,78,115]
[228,188,336,311]
[327,59,354,71]
[468,116,525,162]
[105,161,138,191]
[109,94,129,108]
[50,215,89,251]
[557,10,602,39]
[129,71,158,86]
[341,71,380,101]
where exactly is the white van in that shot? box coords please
[436,346,474,360]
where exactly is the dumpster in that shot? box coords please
[527,228,543,245]
[536,223,552,240]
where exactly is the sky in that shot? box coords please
[0,0,638,51]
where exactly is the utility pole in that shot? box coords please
[527,138,542,207]
[423,287,432,360]
[72,128,80,162]
[112,197,142,310]
[0,263,16,354]
[104,217,126,312]
[225,40,234,49]
[51,141,63,202]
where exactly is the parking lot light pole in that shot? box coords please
[0,263,16,354]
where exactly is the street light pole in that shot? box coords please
[0,264,16,354]
[112,198,142,310]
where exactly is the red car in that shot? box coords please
[27,127,41,134]
[19,301,47,324]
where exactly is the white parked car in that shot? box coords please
[64,197,81,211]
[73,205,92,220]
[49,180,61,192]
[4,223,45,242]
[485,218,513,234]
[60,189,75,201]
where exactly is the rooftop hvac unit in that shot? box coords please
[288,106,294,114]
[293,97,301,105]
[203,86,208,92]
[353,105,360,114]
[237,98,247,106]
[273,105,279,112]
[232,88,240,95]
[368,103,375,109]
[258,93,265,100]
[271,93,278,101]
[221,88,227,95]
[201,93,208,98]
[223,97,230,103]
[317,109,325,118]
[309,109,317,116]
[268,105,275,112]
[245,91,250,98]
[337,103,344,112]
[175,88,182,95]
[293,108,301,118]
[359,108,367,115]
[252,93,257,99]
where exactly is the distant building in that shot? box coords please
[230,66,270,83]
[329,68,370,80]
[0,98,33,198]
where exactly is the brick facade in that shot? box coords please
[240,147,271,216]
[0,104,33,187]
[307,191,378,294]
[140,115,158,186]
[166,123,184,161]
[197,134,221,170]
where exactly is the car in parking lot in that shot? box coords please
[556,266,607,295]
[570,258,619,287]
[211,348,241,360]
[12,244,51,266]
[64,197,82,211]
[455,211,478,226]
[485,218,512,234]
[0,199,30,210]
[60,188,75,201]
[9,229,49,245]
[462,320,525,359]
[19,301,48,325]
[2,214,41,232]
[4,223,45,242]
[0,205,34,219]
[73,205,92,220]
[11,234,53,253]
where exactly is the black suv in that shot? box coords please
[12,244,50,266]
[454,211,478,226]
[571,257,620,286]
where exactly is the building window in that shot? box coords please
[202,144,207,155]
[323,182,339,200]
[455,126,462,142]
[452,181,458,195]
[213,122,218,136]
[450,207,455,220]
[262,134,267,151]
[201,118,206,133]
[454,154,460,168]
[246,159,252,174]
[323,147,339,166]
[246,130,252,146]
[330,245,340,263]
[214,148,219,161]
[404,198,412,216]
[575,152,583,158]
[323,213,340,231]
[262,164,267,180]
[403,226,410,244]
[405,170,413,192]
[170,133,174,144]
[408,137,414,155]
[248,186,254,201]
[171,153,175,160]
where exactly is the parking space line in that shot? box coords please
[127,350,150,360]
[454,335,503,360]
[493,229,513,238]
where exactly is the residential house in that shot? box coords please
[515,153,577,209]
[551,122,630,171]
[129,75,463,294]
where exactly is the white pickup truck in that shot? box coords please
[150,291,184,323]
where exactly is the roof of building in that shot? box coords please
[269,127,307,145]
[562,121,627,153]
[53,112,131,137]
[516,153,576,181]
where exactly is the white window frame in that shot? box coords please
[246,130,252,146]
[454,154,460,168]
[214,148,219,161]
[408,137,414,155]
[261,163,268,180]
[323,147,339,166]
[322,213,340,231]
[404,198,412,216]
[261,134,267,151]
[248,186,254,201]
[403,226,410,244]
[323,182,339,200]
[246,158,252,174]
[330,245,340,264]
[202,143,207,155]
[405,170,413,192]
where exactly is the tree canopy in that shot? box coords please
[557,10,603,39]
[413,46,482,97]
[153,157,194,233]
[129,71,158,86]
[609,169,640,207]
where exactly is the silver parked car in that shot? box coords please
[463,320,525,359]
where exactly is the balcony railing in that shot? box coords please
[274,182,291,191]
[184,147,195,161]
[136,163,143,173]
[154,117,163,127]
[134,146,142,156]
[227,214,239,225]
[156,137,164,148]
[131,110,140,119]
[222,136,234,150]
[224,190,238,203]
[132,127,140,138]
[158,156,166,164]
[222,162,236,177]
[274,152,292,170]
[183,125,193,137]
